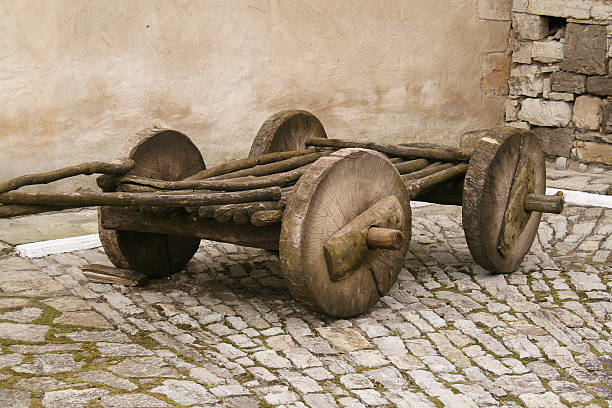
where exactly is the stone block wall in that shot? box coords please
[506,0,612,166]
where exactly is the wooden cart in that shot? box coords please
[0,110,563,317]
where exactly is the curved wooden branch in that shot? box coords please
[0,160,135,194]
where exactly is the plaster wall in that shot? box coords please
[0,0,510,190]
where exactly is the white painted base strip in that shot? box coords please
[15,234,101,258]
[546,187,612,209]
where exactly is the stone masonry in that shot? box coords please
[0,203,609,407]
[505,0,612,168]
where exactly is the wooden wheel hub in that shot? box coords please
[279,148,411,318]
[324,196,405,282]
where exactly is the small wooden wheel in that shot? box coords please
[279,148,411,318]
[249,110,327,157]
[98,128,206,278]
[462,127,545,274]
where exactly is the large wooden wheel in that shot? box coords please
[249,110,327,157]
[462,127,546,274]
[279,148,411,318]
[98,128,206,278]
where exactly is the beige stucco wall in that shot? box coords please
[0,0,510,190]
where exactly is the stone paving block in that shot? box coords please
[42,388,109,408]
[99,393,170,408]
[13,353,83,374]
[109,357,180,378]
[76,370,138,391]
[0,389,30,408]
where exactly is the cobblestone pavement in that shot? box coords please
[0,204,610,408]
[546,166,612,195]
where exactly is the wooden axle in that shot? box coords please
[307,137,473,162]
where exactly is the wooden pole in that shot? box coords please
[120,164,310,192]
[185,148,322,180]
[251,209,284,227]
[406,163,468,197]
[0,160,135,194]
[395,159,430,175]
[209,151,328,180]
[524,191,564,214]
[307,138,473,162]
[402,162,454,182]
[0,187,281,208]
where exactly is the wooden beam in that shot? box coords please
[99,206,281,251]
[366,227,403,250]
